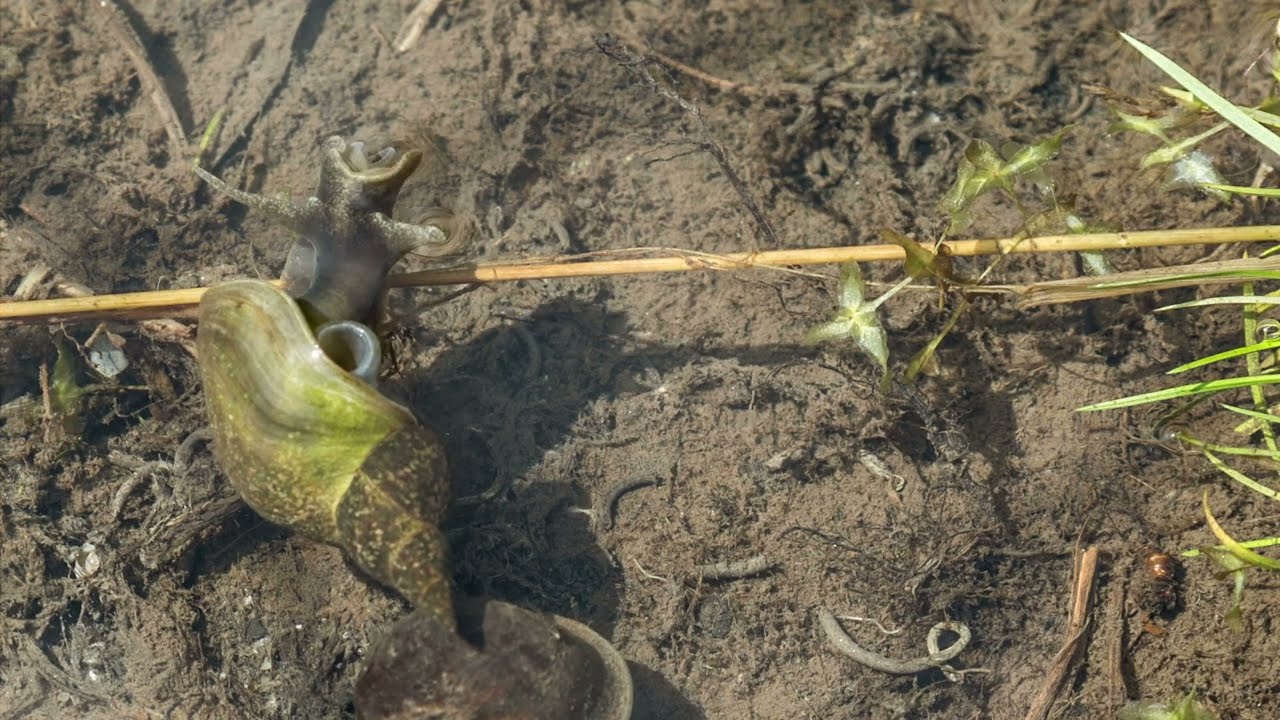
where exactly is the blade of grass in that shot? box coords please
[1177,434,1280,459]
[1120,32,1280,158]
[1156,295,1280,311]
[1167,339,1280,374]
[1220,403,1280,426]
[1201,489,1280,570]
[1202,451,1280,500]
[1240,282,1280,458]
[1096,270,1280,289]
[1182,537,1280,558]
[1079,373,1280,411]
[1204,184,1280,197]
[1019,257,1280,306]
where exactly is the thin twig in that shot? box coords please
[1023,545,1099,720]
[636,43,762,95]
[92,0,187,161]
[5,225,1279,325]
[626,38,884,102]
[38,362,54,445]
[393,0,446,53]
[1105,577,1134,711]
[694,554,775,581]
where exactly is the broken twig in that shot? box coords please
[6,226,1280,325]
[595,34,780,248]
[694,554,775,581]
[394,0,446,53]
[93,0,187,161]
[1023,545,1099,720]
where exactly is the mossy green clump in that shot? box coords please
[1118,691,1214,720]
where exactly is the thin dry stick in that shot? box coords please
[627,36,869,101]
[3,225,1279,325]
[1105,578,1133,711]
[93,0,187,160]
[393,0,446,53]
[1017,254,1280,306]
[632,41,762,95]
[694,554,775,581]
[1023,545,1099,720]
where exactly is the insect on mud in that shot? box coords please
[1139,544,1181,617]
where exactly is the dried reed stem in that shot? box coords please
[3,225,1278,325]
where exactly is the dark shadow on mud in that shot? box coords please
[408,294,851,717]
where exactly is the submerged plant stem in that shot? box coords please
[6,226,1280,325]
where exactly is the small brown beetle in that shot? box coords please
[1140,545,1180,616]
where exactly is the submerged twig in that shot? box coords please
[6,225,1279,325]
[1023,545,1099,720]
[394,0,446,53]
[694,554,775,581]
[596,34,780,248]
[92,0,187,161]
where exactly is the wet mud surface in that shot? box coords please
[3,1,1279,718]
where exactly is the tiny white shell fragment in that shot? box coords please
[857,449,906,492]
[88,331,129,378]
[72,542,101,578]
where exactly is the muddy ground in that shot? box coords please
[3,1,1280,718]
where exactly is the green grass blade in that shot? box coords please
[1182,536,1280,558]
[1240,284,1280,457]
[1203,183,1280,197]
[1204,451,1280,501]
[1078,373,1280,411]
[1093,269,1280,289]
[1179,433,1280,459]
[1220,403,1280,426]
[1120,32,1280,158]
[1157,295,1280,311]
[1202,489,1280,570]
[1246,107,1280,127]
[1167,339,1280,374]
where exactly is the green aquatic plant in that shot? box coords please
[807,262,908,388]
[941,128,1067,235]
[48,336,88,437]
[1118,691,1214,720]
[1078,32,1280,621]
[807,128,1083,383]
[1109,32,1280,200]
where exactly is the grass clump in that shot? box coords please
[1077,32,1280,621]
